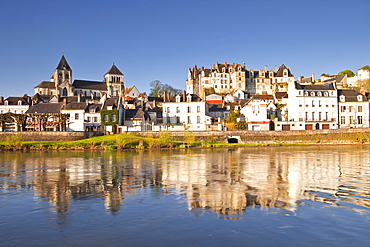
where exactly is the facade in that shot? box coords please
[284,81,338,130]
[162,94,211,131]
[338,89,369,128]
[186,62,247,96]
[240,95,275,131]
[0,96,31,115]
[247,64,294,95]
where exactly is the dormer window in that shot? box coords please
[317,92,322,96]
[340,95,345,102]
[310,92,315,96]
[357,95,363,101]
[18,100,22,105]
[187,95,192,102]
[4,100,8,105]
[324,92,328,96]
[176,95,181,103]
[304,92,308,96]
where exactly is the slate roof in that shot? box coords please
[102,98,119,110]
[295,82,335,90]
[87,104,102,113]
[322,75,346,83]
[56,55,71,70]
[275,64,293,77]
[62,102,87,110]
[26,103,64,114]
[73,80,107,91]
[34,81,55,89]
[338,89,367,102]
[105,65,123,75]
[2,96,30,106]
[208,104,227,112]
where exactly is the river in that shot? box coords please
[1,145,370,246]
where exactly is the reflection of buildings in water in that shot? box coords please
[161,148,370,217]
[2,147,370,217]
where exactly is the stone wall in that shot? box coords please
[0,131,103,142]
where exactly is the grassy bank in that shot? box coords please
[0,131,369,151]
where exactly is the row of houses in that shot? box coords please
[1,56,370,132]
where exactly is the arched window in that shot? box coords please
[62,88,67,96]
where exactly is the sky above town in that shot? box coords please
[0,0,369,98]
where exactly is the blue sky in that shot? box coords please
[1,0,369,97]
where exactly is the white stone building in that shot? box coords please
[240,95,275,131]
[338,89,369,128]
[162,94,211,131]
[280,81,338,130]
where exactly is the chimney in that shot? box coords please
[224,62,228,67]
[0,96,3,105]
[78,93,81,102]
[360,86,366,95]
[163,90,167,102]
[311,73,315,83]
[264,65,268,71]
[63,97,67,105]
[183,90,186,102]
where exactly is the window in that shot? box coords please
[197,106,200,113]
[325,112,328,121]
[18,100,22,105]
[197,116,200,123]
[187,116,191,123]
[94,117,98,122]
[341,106,346,112]
[176,107,180,113]
[104,115,108,122]
[310,92,315,96]
[111,115,116,122]
[324,92,328,96]
[87,117,91,122]
[187,106,191,113]
[349,106,353,112]
[75,113,79,120]
[341,116,345,125]
[312,112,315,120]
[167,107,170,113]
[358,116,363,124]
[349,116,354,124]
[312,101,315,107]
[358,106,363,112]
[319,112,321,121]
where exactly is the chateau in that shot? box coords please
[1,56,370,133]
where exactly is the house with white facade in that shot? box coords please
[61,102,87,131]
[279,81,338,131]
[0,96,31,115]
[162,94,211,131]
[338,89,369,128]
[240,95,275,131]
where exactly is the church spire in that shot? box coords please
[56,55,71,70]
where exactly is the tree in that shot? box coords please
[149,80,162,97]
[360,65,370,71]
[338,70,355,77]
[149,80,182,97]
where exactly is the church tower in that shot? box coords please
[52,55,73,96]
[104,64,124,97]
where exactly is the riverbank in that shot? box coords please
[1,130,370,151]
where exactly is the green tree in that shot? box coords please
[360,65,370,71]
[149,80,163,97]
[149,80,182,97]
[338,70,355,77]
[227,110,240,123]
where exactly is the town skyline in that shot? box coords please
[1,0,370,98]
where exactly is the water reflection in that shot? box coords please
[1,146,370,218]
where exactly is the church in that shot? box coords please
[34,56,125,99]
